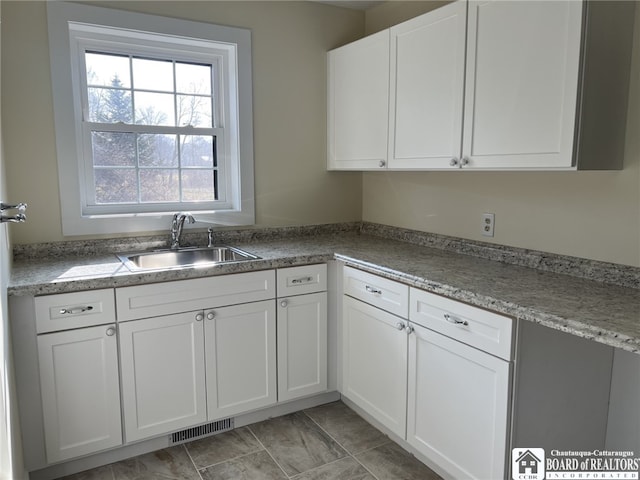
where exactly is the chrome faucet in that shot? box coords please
[170,212,195,249]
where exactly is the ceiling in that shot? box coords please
[313,1,385,10]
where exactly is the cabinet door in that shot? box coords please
[407,323,510,479]
[388,1,467,169]
[205,300,277,420]
[277,292,328,402]
[342,296,407,438]
[462,0,583,169]
[37,325,122,463]
[328,29,389,170]
[119,312,206,442]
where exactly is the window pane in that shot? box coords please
[181,170,215,201]
[134,92,175,126]
[95,169,138,203]
[177,95,212,127]
[92,132,136,166]
[85,52,131,88]
[132,58,173,92]
[180,136,215,167]
[138,134,177,167]
[88,87,132,123]
[139,169,179,202]
[176,62,211,95]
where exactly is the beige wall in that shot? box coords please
[1,1,364,244]
[362,1,640,267]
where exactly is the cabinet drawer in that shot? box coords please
[116,270,276,322]
[343,266,409,318]
[410,288,513,360]
[277,264,327,297]
[35,289,115,334]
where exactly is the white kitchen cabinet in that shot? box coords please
[278,292,328,402]
[276,264,328,402]
[37,324,122,463]
[119,312,207,442]
[387,0,467,169]
[327,29,389,170]
[342,295,408,439]
[205,300,277,420]
[461,0,582,169]
[407,322,510,479]
[328,0,634,171]
[408,288,513,479]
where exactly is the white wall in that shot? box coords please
[0,1,26,476]
[363,1,640,267]
[1,1,364,244]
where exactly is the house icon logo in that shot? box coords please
[512,448,545,480]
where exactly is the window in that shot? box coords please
[47,2,254,235]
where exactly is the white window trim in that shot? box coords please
[47,1,255,236]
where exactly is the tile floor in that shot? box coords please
[58,401,442,480]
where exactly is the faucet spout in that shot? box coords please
[170,212,196,249]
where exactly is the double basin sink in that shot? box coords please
[118,245,260,271]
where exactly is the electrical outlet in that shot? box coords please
[482,213,495,237]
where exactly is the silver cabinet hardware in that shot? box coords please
[395,322,406,331]
[106,327,116,337]
[379,160,386,168]
[290,276,313,285]
[444,313,469,326]
[280,300,288,308]
[60,306,94,315]
[406,325,415,335]
[365,285,382,295]
[207,228,214,248]
[1,202,27,223]
[450,158,459,167]
[206,312,215,320]
[460,157,470,166]
[195,313,204,322]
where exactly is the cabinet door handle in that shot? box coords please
[444,313,468,326]
[460,157,470,167]
[450,158,459,167]
[195,313,204,322]
[59,305,94,315]
[365,285,382,295]
[379,160,386,168]
[105,326,116,337]
[206,312,215,320]
[395,322,405,331]
[406,325,414,335]
[280,300,288,308]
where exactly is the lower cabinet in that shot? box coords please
[342,295,408,439]
[341,266,513,479]
[119,312,207,443]
[120,301,278,442]
[407,323,510,479]
[277,292,328,402]
[37,324,122,463]
[205,300,277,419]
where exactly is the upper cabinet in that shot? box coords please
[328,0,635,171]
[388,1,467,169]
[327,30,389,170]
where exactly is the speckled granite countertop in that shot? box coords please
[9,223,640,354]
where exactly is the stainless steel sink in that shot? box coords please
[118,246,260,271]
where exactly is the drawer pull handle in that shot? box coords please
[365,285,382,295]
[444,313,468,326]
[291,276,313,284]
[60,305,94,315]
